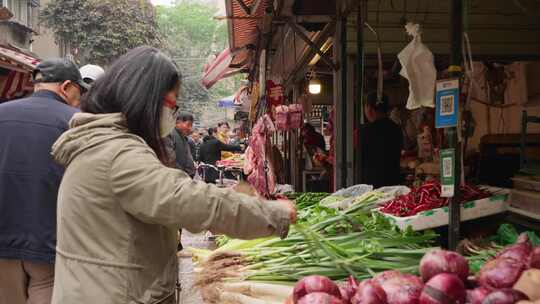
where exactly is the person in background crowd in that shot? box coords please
[229,128,243,146]
[361,92,403,188]
[302,123,326,154]
[216,121,235,160]
[188,131,203,162]
[216,121,230,144]
[79,64,105,86]
[172,112,196,177]
[199,127,243,183]
[0,58,85,304]
[49,46,295,304]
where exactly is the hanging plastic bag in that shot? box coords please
[333,184,374,197]
[398,22,437,110]
[319,184,373,209]
[373,185,411,206]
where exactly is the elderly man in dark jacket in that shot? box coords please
[171,112,196,177]
[0,59,85,304]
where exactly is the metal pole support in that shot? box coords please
[448,0,463,251]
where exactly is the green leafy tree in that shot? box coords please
[156,0,242,128]
[41,0,160,65]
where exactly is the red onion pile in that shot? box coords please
[351,279,387,304]
[467,287,491,304]
[496,238,532,262]
[290,236,538,304]
[293,275,342,303]
[297,292,344,304]
[419,273,466,304]
[477,234,538,290]
[528,246,540,269]
[373,271,423,304]
[420,249,470,282]
[481,289,529,304]
[339,276,359,303]
[477,257,526,289]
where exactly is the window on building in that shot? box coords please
[4,0,31,28]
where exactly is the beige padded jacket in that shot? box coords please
[50,113,290,304]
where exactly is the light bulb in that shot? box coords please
[308,78,321,94]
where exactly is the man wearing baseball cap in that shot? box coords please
[79,64,105,85]
[0,58,82,304]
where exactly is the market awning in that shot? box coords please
[217,95,236,108]
[225,0,271,67]
[201,47,250,89]
[0,45,40,100]
[200,0,271,89]
[201,48,234,89]
[0,45,40,72]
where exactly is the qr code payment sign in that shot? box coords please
[440,95,455,116]
[443,157,452,178]
[435,79,459,128]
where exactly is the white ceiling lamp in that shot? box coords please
[308,70,321,95]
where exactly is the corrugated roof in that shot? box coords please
[225,0,270,67]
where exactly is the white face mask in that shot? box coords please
[159,106,177,137]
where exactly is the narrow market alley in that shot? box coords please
[178,232,215,304]
[2,0,540,303]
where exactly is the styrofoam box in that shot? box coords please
[377,188,510,231]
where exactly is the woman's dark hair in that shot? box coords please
[81,46,181,163]
[366,91,389,114]
[207,127,216,136]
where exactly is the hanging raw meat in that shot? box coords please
[244,115,277,197]
[275,105,289,130]
[288,104,304,129]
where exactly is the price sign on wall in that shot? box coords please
[440,148,455,197]
[435,79,459,128]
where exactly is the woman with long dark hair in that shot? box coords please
[50,47,295,304]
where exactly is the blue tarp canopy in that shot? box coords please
[217,95,236,108]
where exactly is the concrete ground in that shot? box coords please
[177,231,215,304]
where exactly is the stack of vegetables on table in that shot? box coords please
[191,188,539,304]
[380,180,492,217]
[194,190,437,281]
[286,234,540,304]
[191,189,438,303]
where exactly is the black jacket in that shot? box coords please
[171,129,196,177]
[0,91,78,263]
[361,117,403,188]
[199,136,242,183]
[188,138,201,162]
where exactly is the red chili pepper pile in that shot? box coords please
[380,180,491,217]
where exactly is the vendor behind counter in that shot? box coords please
[361,92,403,188]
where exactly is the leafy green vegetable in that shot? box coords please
[204,191,437,282]
[490,223,540,246]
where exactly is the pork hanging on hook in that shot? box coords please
[398,22,437,110]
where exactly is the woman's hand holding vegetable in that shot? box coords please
[233,182,296,224]
[278,199,297,224]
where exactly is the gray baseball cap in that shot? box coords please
[32,58,90,92]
